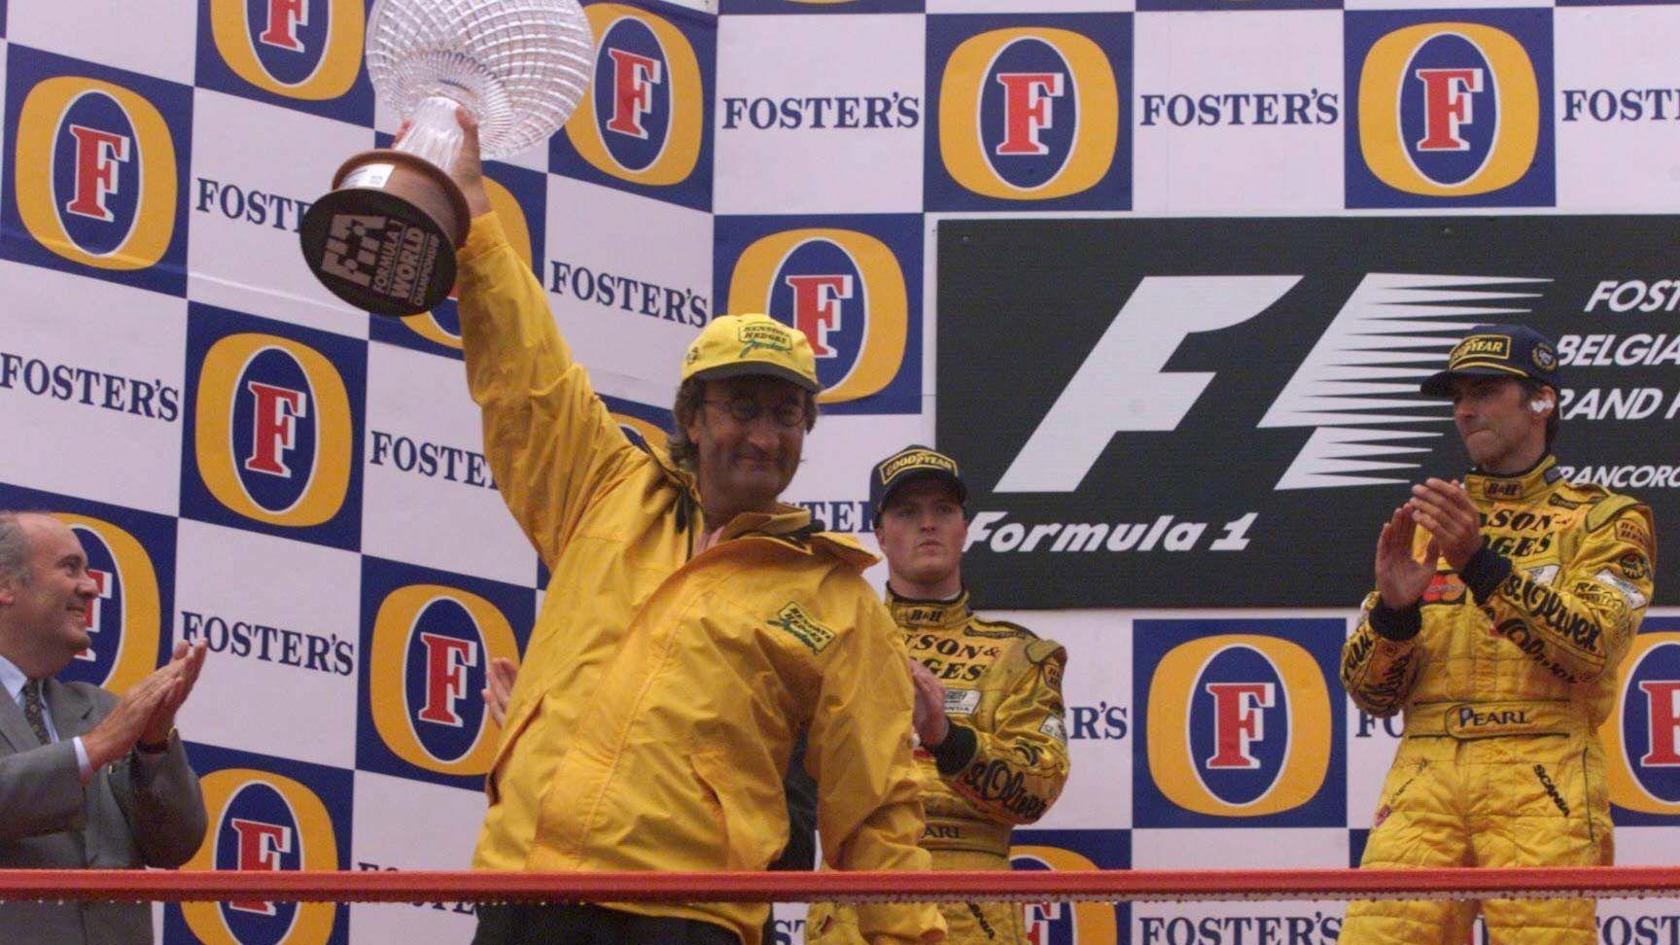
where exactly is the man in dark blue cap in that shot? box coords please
[1340,325,1656,945]
[806,445,1071,945]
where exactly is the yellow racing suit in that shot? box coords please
[807,590,1070,945]
[457,214,942,945]
[1340,457,1655,945]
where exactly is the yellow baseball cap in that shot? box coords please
[680,313,820,393]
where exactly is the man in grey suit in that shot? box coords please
[0,510,209,944]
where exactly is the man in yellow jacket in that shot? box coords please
[1340,324,1654,945]
[447,113,943,945]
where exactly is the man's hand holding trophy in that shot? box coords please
[299,0,593,316]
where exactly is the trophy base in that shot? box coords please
[299,149,471,318]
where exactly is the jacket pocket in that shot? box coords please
[690,749,785,870]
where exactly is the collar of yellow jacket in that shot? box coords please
[886,586,972,628]
[1465,454,1563,503]
[649,444,880,571]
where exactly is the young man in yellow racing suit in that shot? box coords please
[807,446,1071,945]
[1340,325,1655,945]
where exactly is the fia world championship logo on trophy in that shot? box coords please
[299,0,593,316]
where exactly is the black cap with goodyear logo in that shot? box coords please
[1420,324,1561,397]
[869,445,968,525]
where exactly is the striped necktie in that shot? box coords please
[21,680,52,746]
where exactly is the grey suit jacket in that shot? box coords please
[0,677,207,945]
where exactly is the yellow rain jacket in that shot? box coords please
[457,214,943,945]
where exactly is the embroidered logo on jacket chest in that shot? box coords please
[768,603,835,654]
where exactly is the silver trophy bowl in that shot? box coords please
[301,0,593,317]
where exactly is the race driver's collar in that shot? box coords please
[1465,454,1562,504]
[886,586,972,629]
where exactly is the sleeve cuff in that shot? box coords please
[929,722,978,776]
[1369,600,1422,641]
[1459,545,1513,602]
[72,736,92,782]
[458,212,508,265]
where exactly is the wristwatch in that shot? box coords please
[135,730,174,754]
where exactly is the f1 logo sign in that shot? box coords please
[259,0,309,51]
[418,632,480,728]
[228,818,292,915]
[1205,682,1275,770]
[996,73,1064,157]
[995,276,1301,492]
[1414,68,1481,152]
[607,48,662,139]
[63,126,131,222]
[243,382,308,478]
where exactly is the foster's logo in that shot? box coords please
[194,332,353,527]
[727,228,908,406]
[206,0,364,101]
[10,65,182,279]
[1603,631,1680,818]
[1349,12,1552,205]
[1140,624,1341,824]
[368,584,521,778]
[933,20,1125,206]
[182,767,341,945]
[57,514,164,694]
[564,4,704,188]
[1010,831,1128,945]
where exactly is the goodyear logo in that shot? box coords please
[725,226,911,409]
[1602,631,1680,819]
[367,584,521,778]
[205,0,364,101]
[1139,624,1341,825]
[563,4,704,191]
[195,332,353,527]
[56,514,163,694]
[1449,334,1512,365]
[929,17,1129,209]
[879,448,958,485]
[1348,12,1553,206]
[182,767,341,945]
[1011,830,1128,945]
[9,65,182,281]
